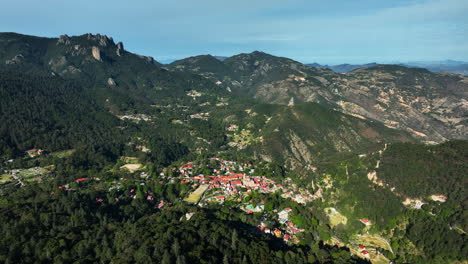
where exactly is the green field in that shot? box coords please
[352,234,393,252]
[121,156,140,164]
[184,185,209,204]
[50,149,76,158]
[17,167,52,181]
[325,207,348,227]
[0,174,12,184]
[120,163,143,173]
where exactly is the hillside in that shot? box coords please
[168,52,468,143]
[0,33,224,112]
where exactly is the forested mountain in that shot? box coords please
[168,52,468,143]
[0,32,466,264]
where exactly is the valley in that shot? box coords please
[0,32,466,264]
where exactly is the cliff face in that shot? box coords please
[244,103,414,177]
[91,46,102,61]
[331,66,468,142]
[168,53,468,143]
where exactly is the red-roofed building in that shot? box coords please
[360,219,371,225]
[76,178,87,183]
[231,180,242,186]
[359,245,365,249]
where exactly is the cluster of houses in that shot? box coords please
[117,114,151,122]
[189,112,210,120]
[255,208,305,243]
[161,158,322,206]
[156,158,337,244]
[26,149,45,158]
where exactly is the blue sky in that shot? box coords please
[1,0,467,64]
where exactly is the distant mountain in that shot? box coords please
[310,60,468,76]
[402,60,468,76]
[214,55,228,61]
[168,52,468,142]
[307,62,378,73]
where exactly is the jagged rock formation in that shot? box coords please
[57,34,70,45]
[116,42,124,56]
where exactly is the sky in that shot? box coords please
[1,0,467,64]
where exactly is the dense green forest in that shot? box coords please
[0,70,124,158]
[0,170,366,264]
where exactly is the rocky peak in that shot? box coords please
[116,42,124,56]
[85,33,115,47]
[57,34,70,45]
[138,55,155,64]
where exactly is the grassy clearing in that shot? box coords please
[18,167,49,179]
[120,164,143,173]
[50,149,75,158]
[325,207,348,227]
[121,157,139,164]
[0,174,12,184]
[353,234,392,252]
[184,184,209,204]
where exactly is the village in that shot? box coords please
[157,157,335,244]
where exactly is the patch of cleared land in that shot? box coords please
[121,156,139,164]
[184,184,209,204]
[120,164,143,173]
[50,149,76,158]
[325,207,348,226]
[0,174,11,184]
[352,234,393,252]
[19,167,50,179]
[372,254,390,264]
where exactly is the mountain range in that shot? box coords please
[167,53,468,143]
[308,60,468,76]
[0,32,466,264]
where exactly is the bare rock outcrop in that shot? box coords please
[57,34,70,45]
[138,55,155,64]
[91,47,102,61]
[86,33,114,47]
[107,78,116,86]
[116,42,124,56]
[5,54,24,65]
[48,56,67,71]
